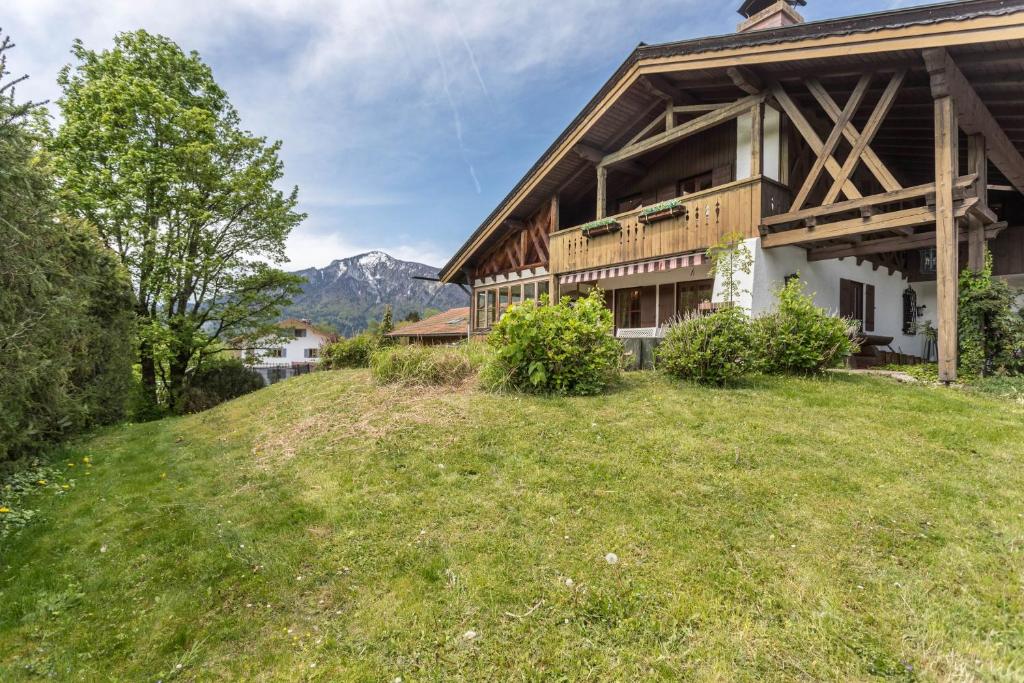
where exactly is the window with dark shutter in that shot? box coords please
[839,278,865,330]
[865,285,875,332]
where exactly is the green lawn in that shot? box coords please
[2,371,1023,680]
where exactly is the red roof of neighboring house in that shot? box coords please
[386,307,470,338]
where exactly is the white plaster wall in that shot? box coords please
[736,112,752,180]
[711,237,927,356]
[736,107,781,182]
[253,330,330,366]
[763,106,781,182]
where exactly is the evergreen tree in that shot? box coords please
[1,33,135,462]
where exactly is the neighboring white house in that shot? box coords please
[245,319,336,383]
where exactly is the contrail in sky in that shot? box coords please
[433,39,482,194]
[444,1,490,99]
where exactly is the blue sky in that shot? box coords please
[6,0,928,269]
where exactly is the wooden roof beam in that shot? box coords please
[762,197,977,249]
[638,74,697,105]
[924,48,1024,195]
[727,66,764,96]
[572,144,645,176]
[603,92,766,167]
[807,222,1007,261]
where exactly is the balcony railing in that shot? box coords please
[550,176,790,274]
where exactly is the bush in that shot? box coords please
[321,333,379,369]
[482,290,622,396]
[178,359,265,413]
[959,257,1024,377]
[370,344,481,387]
[658,306,751,385]
[750,278,857,375]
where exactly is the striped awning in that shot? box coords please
[558,251,707,285]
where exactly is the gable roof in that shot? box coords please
[386,307,470,338]
[438,0,1024,283]
[277,318,338,341]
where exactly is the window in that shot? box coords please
[616,286,656,329]
[474,279,550,329]
[678,171,713,196]
[304,348,319,359]
[266,348,285,358]
[294,328,307,338]
[486,290,496,327]
[617,193,643,213]
[498,287,510,318]
[840,279,875,332]
[475,291,486,329]
[677,280,714,317]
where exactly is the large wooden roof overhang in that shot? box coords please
[439,0,1024,283]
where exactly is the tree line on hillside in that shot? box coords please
[0,29,304,466]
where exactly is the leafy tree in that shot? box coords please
[403,311,422,323]
[707,232,753,306]
[51,30,305,412]
[1,33,135,463]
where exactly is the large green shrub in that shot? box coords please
[751,278,858,375]
[1,36,136,463]
[482,290,622,396]
[178,359,265,413]
[370,344,482,387]
[658,306,751,386]
[321,333,379,369]
[959,257,1024,377]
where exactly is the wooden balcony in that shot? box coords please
[549,176,790,275]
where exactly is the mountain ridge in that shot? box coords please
[281,251,468,336]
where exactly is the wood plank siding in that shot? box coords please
[551,176,787,274]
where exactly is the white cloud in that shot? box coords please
[2,0,721,268]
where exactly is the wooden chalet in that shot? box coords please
[439,0,1024,381]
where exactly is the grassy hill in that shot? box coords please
[2,371,1023,680]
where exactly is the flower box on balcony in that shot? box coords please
[638,198,687,225]
[580,218,622,239]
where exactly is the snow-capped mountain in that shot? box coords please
[282,251,468,336]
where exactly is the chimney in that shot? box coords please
[737,0,806,33]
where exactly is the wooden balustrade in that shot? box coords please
[550,177,786,274]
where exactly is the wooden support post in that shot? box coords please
[934,95,959,383]
[967,133,988,272]
[751,102,763,177]
[665,100,675,131]
[596,166,608,219]
[549,194,559,233]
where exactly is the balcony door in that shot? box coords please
[615,286,657,329]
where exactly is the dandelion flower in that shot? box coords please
[463,630,478,641]
[0,507,11,514]
[62,484,70,490]
[82,457,91,464]
[37,479,47,486]
[604,552,619,565]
